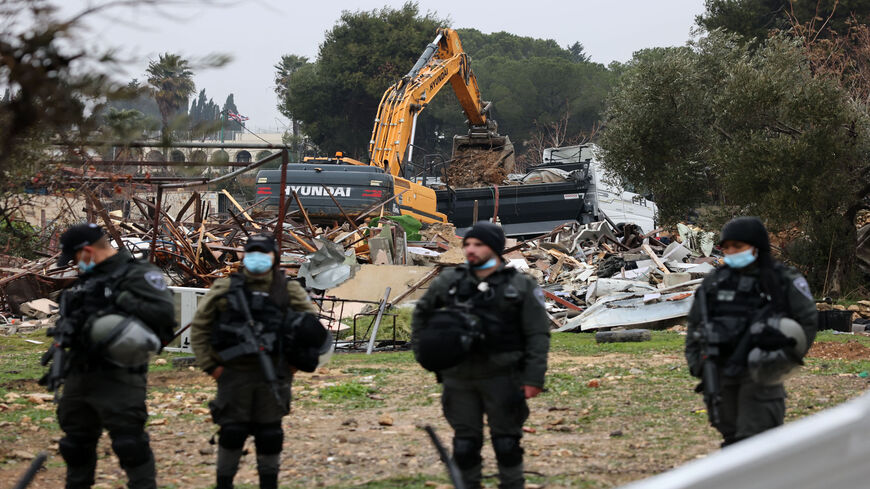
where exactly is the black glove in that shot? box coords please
[754,325,797,351]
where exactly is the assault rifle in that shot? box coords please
[692,288,721,429]
[39,291,78,401]
[424,425,466,489]
[217,289,282,405]
[11,451,47,489]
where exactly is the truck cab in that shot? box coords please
[543,145,658,234]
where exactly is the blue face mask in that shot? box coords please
[77,259,95,274]
[470,257,498,270]
[243,252,274,274]
[724,248,757,269]
[76,250,95,274]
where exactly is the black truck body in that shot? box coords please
[255,162,597,236]
[434,162,595,236]
[256,164,400,219]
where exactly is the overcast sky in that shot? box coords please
[61,0,706,132]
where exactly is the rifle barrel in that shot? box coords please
[12,452,47,489]
[424,425,466,489]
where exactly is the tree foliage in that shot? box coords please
[187,88,222,140]
[275,3,616,162]
[420,28,615,161]
[277,3,445,158]
[0,0,126,170]
[275,54,309,160]
[697,0,870,41]
[599,31,869,294]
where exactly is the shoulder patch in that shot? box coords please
[144,271,168,291]
[533,287,546,307]
[792,276,813,301]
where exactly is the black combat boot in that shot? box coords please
[256,452,280,489]
[216,446,243,489]
[216,475,234,489]
[497,462,525,489]
[123,454,157,489]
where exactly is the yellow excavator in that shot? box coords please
[368,27,515,177]
[259,28,513,225]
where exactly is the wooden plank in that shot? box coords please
[322,185,362,233]
[291,189,318,237]
[194,193,203,225]
[542,289,583,312]
[643,243,671,274]
[219,197,270,226]
[82,189,126,252]
[548,255,567,283]
[220,189,260,230]
[194,223,206,266]
[149,187,162,264]
[226,209,252,238]
[353,189,408,224]
[544,248,582,268]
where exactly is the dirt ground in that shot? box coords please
[1,333,868,489]
[806,338,870,360]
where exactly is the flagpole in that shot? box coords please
[220,110,225,143]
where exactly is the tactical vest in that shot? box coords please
[63,259,133,368]
[705,267,772,359]
[211,273,287,356]
[444,266,525,353]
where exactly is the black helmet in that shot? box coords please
[283,313,333,372]
[463,221,506,255]
[719,217,770,253]
[244,233,278,253]
[413,308,481,372]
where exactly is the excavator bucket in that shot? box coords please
[447,132,516,188]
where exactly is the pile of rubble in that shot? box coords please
[1,181,866,341]
[494,221,717,331]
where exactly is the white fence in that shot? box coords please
[164,286,209,353]
[620,391,870,489]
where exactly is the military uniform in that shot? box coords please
[412,263,550,489]
[686,257,817,445]
[191,268,316,489]
[55,249,176,489]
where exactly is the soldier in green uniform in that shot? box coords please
[412,222,550,489]
[686,217,818,446]
[49,223,176,489]
[191,233,319,489]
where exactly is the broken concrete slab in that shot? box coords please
[20,298,59,319]
[369,236,393,265]
[325,265,436,304]
[662,272,692,288]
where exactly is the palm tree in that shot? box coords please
[146,53,195,139]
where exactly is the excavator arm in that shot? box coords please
[369,28,509,177]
